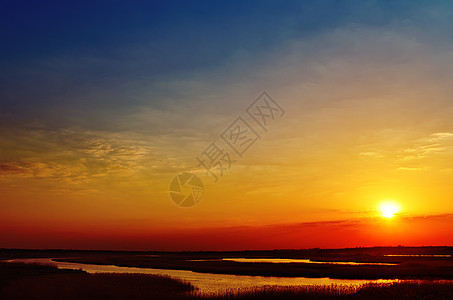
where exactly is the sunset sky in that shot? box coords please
[1,1,453,250]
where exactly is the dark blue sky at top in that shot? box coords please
[1,1,429,64]
[0,0,450,127]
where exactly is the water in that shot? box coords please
[383,254,451,257]
[6,258,396,295]
[221,258,396,265]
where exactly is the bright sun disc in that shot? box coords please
[379,201,401,218]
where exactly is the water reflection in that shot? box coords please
[221,258,397,265]
[7,258,396,295]
[383,254,451,257]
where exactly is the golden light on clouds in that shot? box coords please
[2,1,453,250]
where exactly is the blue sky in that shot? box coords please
[2,1,453,249]
[2,0,450,127]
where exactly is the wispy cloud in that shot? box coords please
[0,128,187,188]
[397,132,453,171]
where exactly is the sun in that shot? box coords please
[378,201,401,218]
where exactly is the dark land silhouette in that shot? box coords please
[1,246,453,299]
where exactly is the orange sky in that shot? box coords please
[1,2,453,250]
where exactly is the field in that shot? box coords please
[52,246,453,279]
[1,247,453,299]
[0,261,194,300]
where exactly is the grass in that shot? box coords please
[198,281,453,299]
[0,261,194,300]
[1,273,195,300]
[196,284,356,299]
[3,247,453,279]
[56,254,453,279]
[1,262,453,299]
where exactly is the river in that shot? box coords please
[6,258,397,295]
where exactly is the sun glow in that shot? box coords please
[378,201,401,218]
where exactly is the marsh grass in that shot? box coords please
[195,284,357,299]
[1,272,195,300]
[0,262,194,300]
[1,261,453,299]
[198,281,453,300]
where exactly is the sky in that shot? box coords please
[1,0,453,250]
